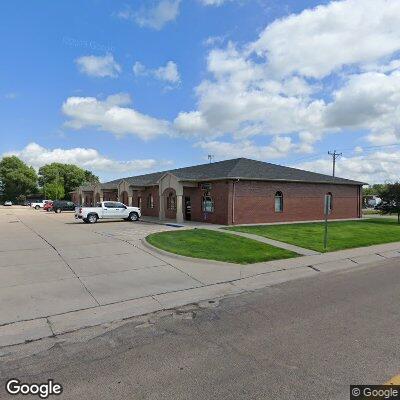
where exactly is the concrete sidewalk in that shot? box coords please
[1,207,400,348]
[216,228,320,256]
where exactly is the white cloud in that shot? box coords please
[196,136,311,161]
[133,60,180,84]
[354,146,363,154]
[173,0,400,155]
[203,35,227,47]
[4,92,18,100]
[297,149,400,184]
[324,70,400,144]
[62,93,171,140]
[251,0,400,78]
[133,61,146,76]
[174,44,325,139]
[119,0,181,30]
[174,111,209,136]
[71,0,400,179]
[199,0,234,6]
[75,54,121,78]
[154,61,180,83]
[4,142,172,176]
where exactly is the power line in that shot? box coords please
[328,150,342,177]
[292,142,400,164]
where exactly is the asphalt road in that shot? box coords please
[1,258,400,400]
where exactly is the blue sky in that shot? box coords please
[1,0,400,183]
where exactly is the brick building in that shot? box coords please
[71,158,364,225]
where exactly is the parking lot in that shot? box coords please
[0,207,207,328]
[4,206,400,348]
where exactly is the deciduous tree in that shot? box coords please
[0,156,38,201]
[43,182,65,200]
[38,163,99,199]
[380,182,400,224]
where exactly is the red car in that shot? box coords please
[43,201,53,212]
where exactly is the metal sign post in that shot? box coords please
[323,194,331,250]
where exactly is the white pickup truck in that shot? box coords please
[75,201,141,224]
[31,200,52,210]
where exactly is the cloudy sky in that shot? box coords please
[1,0,400,183]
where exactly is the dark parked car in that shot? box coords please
[374,202,392,213]
[52,200,77,213]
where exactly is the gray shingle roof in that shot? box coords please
[101,158,365,187]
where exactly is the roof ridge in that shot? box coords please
[99,157,365,186]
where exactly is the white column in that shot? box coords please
[159,195,165,220]
[176,195,184,223]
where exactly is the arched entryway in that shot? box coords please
[163,188,177,220]
[95,193,101,205]
[84,192,93,206]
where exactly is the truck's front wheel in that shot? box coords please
[128,212,139,222]
[87,214,98,224]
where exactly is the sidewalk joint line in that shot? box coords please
[15,216,101,307]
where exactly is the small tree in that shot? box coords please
[380,182,400,224]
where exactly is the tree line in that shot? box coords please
[0,155,99,203]
[363,183,400,223]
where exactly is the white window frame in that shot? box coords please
[274,191,283,213]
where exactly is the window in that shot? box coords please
[202,195,214,213]
[167,193,176,210]
[115,202,127,209]
[275,191,283,212]
[325,192,333,213]
[147,194,154,209]
[104,202,116,208]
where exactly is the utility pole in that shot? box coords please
[328,150,342,177]
[208,154,214,164]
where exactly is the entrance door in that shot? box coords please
[184,196,191,221]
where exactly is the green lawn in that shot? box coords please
[146,228,298,264]
[226,219,400,253]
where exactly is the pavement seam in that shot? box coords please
[93,230,207,286]
[15,216,101,307]
[45,318,56,337]
[348,258,360,264]
[0,256,376,332]
[0,278,262,328]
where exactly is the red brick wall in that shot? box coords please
[71,193,79,204]
[232,180,361,225]
[103,190,118,201]
[132,187,159,217]
[183,181,231,224]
